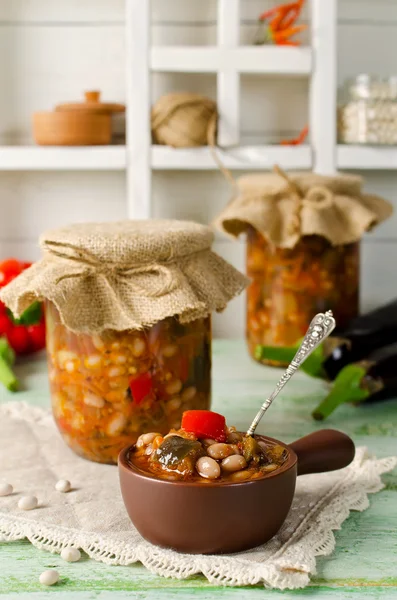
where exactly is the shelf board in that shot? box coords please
[151,46,312,75]
[337,145,397,170]
[151,145,312,170]
[0,146,126,170]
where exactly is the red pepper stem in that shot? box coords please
[0,355,18,391]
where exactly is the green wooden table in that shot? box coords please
[1,341,396,599]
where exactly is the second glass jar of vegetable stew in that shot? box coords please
[246,228,359,362]
[0,219,248,463]
[214,170,392,367]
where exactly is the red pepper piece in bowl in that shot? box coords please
[181,410,226,442]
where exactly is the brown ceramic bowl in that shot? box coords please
[119,429,355,554]
[32,111,112,146]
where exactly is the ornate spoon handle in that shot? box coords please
[246,310,336,437]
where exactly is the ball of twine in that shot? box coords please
[151,93,218,148]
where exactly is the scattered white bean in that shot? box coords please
[221,455,247,473]
[196,456,221,480]
[165,379,182,396]
[39,570,59,586]
[83,393,105,409]
[0,482,13,496]
[61,547,81,562]
[162,344,178,358]
[106,414,127,436]
[18,495,38,510]
[181,386,197,402]
[55,479,71,493]
[131,338,146,357]
[207,443,236,460]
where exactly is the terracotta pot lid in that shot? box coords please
[55,91,125,114]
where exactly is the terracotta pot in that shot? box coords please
[32,111,112,146]
[55,90,125,115]
[118,429,355,554]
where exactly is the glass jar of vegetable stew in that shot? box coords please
[46,302,211,463]
[0,220,247,463]
[246,228,359,365]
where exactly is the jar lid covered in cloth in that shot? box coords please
[214,171,392,248]
[0,220,248,334]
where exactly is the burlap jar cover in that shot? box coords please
[214,171,393,247]
[0,220,248,334]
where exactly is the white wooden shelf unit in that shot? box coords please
[1,1,397,215]
[127,0,338,218]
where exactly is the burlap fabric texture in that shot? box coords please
[0,220,248,335]
[214,171,393,248]
[151,93,217,148]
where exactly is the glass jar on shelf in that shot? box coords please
[214,170,392,366]
[338,74,397,145]
[1,220,247,463]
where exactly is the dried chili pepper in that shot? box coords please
[280,125,309,145]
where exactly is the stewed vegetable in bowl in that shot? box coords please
[119,410,355,554]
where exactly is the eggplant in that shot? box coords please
[312,342,397,420]
[255,299,397,380]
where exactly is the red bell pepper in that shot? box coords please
[181,410,226,442]
[0,259,46,355]
[129,372,153,404]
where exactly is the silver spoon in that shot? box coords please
[246,310,336,436]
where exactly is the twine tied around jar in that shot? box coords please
[273,165,335,236]
[43,241,179,298]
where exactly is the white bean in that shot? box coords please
[85,354,102,369]
[57,350,78,366]
[202,438,217,447]
[55,479,71,493]
[18,495,38,510]
[164,397,182,415]
[227,432,243,443]
[83,393,105,409]
[61,547,81,562]
[196,457,221,480]
[137,432,160,446]
[65,360,76,373]
[39,570,59,586]
[165,379,182,396]
[181,386,197,402]
[132,338,146,357]
[108,366,125,378]
[207,443,236,460]
[162,344,178,358]
[0,482,13,496]
[92,335,105,350]
[221,455,247,473]
[106,414,127,436]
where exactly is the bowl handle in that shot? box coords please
[289,429,355,476]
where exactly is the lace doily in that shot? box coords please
[0,402,395,590]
